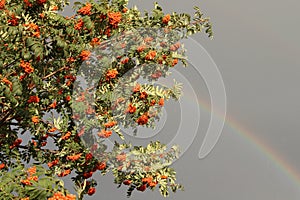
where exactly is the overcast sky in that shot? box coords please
[62,0,300,199]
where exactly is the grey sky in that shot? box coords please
[62,0,300,199]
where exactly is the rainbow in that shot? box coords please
[176,36,300,188]
[197,97,300,187]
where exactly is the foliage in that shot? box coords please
[0,0,212,199]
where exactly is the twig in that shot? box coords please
[0,109,13,124]
[42,66,67,80]
[2,58,19,69]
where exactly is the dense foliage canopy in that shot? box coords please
[0,0,212,199]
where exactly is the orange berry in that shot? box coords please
[123,180,132,185]
[107,12,122,27]
[149,181,157,187]
[77,3,92,15]
[162,14,171,24]
[116,153,126,162]
[67,153,82,161]
[137,184,147,192]
[31,116,39,124]
[158,98,164,106]
[97,129,112,138]
[87,187,96,195]
[136,113,149,125]
[65,95,71,101]
[0,163,5,170]
[145,50,157,60]
[104,121,117,128]
[96,161,106,170]
[161,175,168,179]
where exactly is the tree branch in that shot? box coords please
[42,66,67,80]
